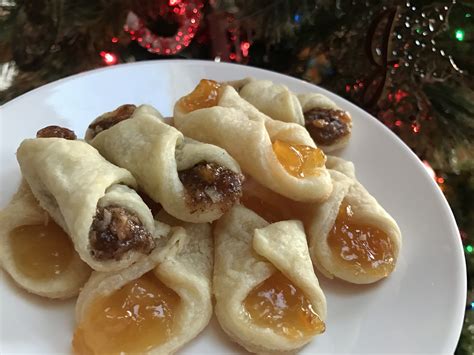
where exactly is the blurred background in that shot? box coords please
[0,0,472,352]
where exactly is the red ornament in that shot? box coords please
[124,0,203,55]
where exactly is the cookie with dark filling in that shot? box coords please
[87,104,244,223]
[224,78,353,152]
[17,134,157,273]
[178,162,244,214]
[303,107,352,149]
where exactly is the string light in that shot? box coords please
[455,29,465,41]
[240,41,250,57]
[466,245,473,253]
[411,122,420,133]
[394,89,408,103]
[99,51,118,65]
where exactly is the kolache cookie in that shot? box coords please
[73,214,213,354]
[307,156,401,284]
[228,78,352,152]
[86,104,244,223]
[213,205,326,353]
[240,157,402,284]
[0,180,91,299]
[173,80,333,203]
[17,127,159,272]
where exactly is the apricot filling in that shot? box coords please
[272,140,325,178]
[10,221,74,279]
[328,201,395,277]
[178,79,222,113]
[244,271,325,339]
[72,272,180,354]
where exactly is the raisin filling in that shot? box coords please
[304,108,351,147]
[178,162,244,213]
[36,126,77,140]
[89,205,154,261]
[88,104,137,139]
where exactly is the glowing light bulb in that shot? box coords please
[241,41,250,57]
[455,29,465,41]
[100,51,118,65]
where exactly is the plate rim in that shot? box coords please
[0,59,467,352]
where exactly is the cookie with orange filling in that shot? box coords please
[213,205,326,353]
[239,158,402,284]
[306,156,401,284]
[73,217,213,354]
[0,180,91,299]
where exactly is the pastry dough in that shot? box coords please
[325,155,356,178]
[213,205,326,353]
[227,78,352,152]
[0,180,91,299]
[227,77,305,125]
[87,104,244,223]
[305,157,401,284]
[174,85,332,202]
[73,215,213,354]
[17,137,158,272]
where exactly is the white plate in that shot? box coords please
[0,60,466,354]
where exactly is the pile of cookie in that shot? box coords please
[0,78,401,354]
